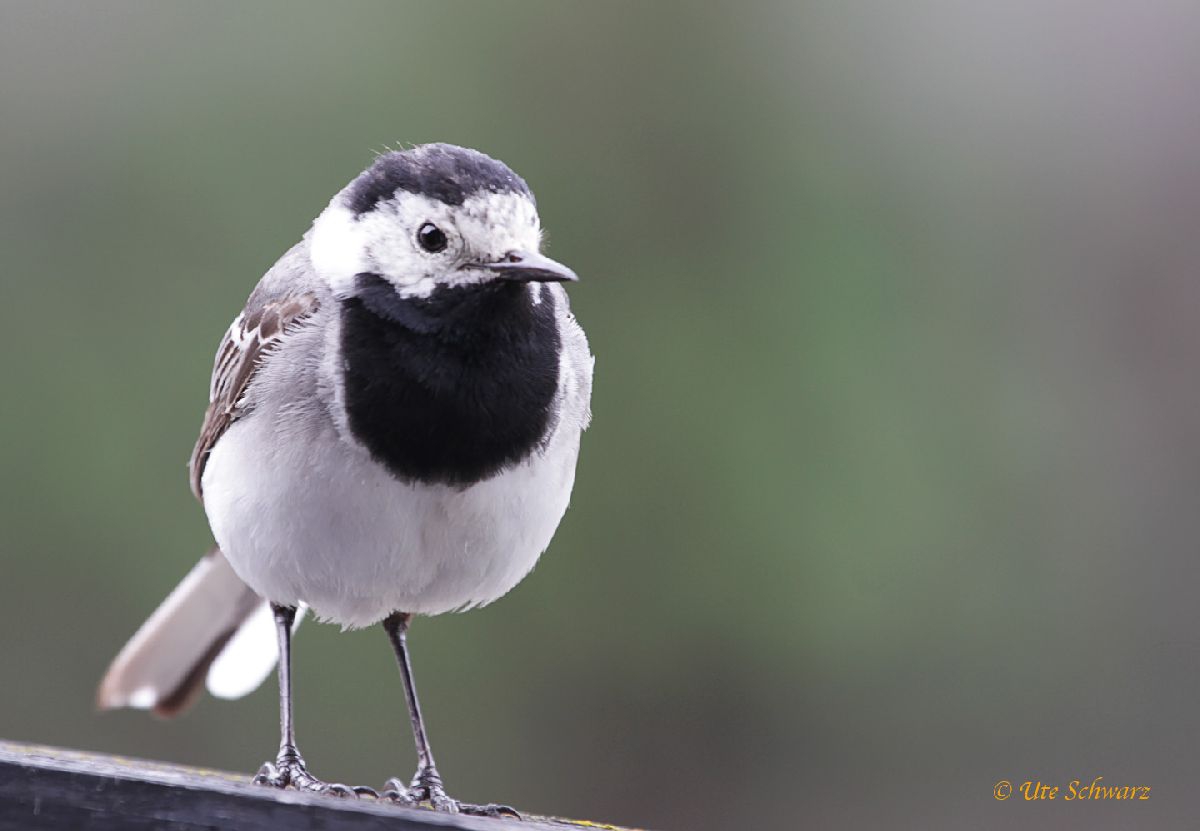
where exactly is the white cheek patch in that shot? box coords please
[363,194,455,296]
[311,196,449,298]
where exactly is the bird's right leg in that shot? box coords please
[253,603,368,797]
[378,612,518,817]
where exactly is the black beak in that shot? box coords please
[471,251,579,283]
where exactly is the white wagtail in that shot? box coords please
[97,143,594,815]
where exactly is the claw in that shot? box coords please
[383,776,412,795]
[252,747,365,798]
[379,766,520,818]
[459,802,522,819]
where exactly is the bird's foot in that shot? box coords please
[253,746,376,798]
[381,765,520,818]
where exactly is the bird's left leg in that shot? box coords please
[378,612,519,817]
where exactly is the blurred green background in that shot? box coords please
[3,2,1200,829]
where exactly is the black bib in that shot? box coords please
[339,273,561,487]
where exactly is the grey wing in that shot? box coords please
[188,288,320,501]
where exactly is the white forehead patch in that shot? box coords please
[454,191,542,259]
[309,190,542,299]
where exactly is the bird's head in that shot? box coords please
[310,143,576,300]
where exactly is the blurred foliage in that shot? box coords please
[2,2,1200,829]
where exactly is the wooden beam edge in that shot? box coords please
[0,740,645,831]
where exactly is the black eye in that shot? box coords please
[417,222,448,253]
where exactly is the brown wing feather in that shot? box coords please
[188,293,320,501]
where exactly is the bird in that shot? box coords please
[96,143,594,816]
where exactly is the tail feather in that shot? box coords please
[97,548,271,717]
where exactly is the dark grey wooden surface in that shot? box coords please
[0,741,641,831]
